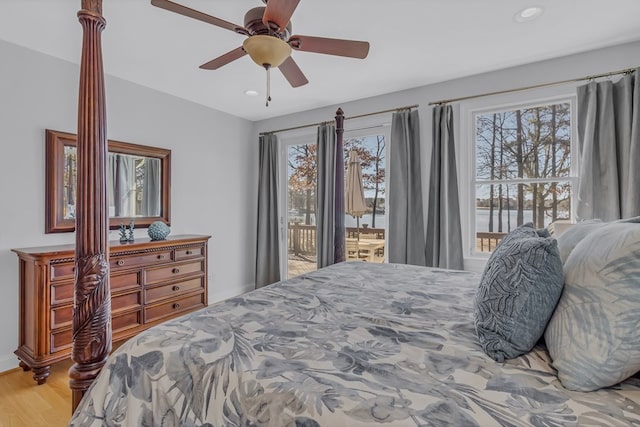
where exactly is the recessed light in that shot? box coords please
[514,6,543,23]
[244,89,259,97]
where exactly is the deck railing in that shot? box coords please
[288,223,386,256]
[288,223,506,256]
[476,232,507,253]
[288,222,317,256]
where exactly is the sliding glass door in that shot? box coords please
[285,142,318,278]
[279,125,389,278]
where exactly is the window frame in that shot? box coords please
[459,88,578,269]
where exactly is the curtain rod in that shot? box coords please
[428,66,637,106]
[259,104,419,136]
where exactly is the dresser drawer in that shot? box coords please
[51,291,142,330]
[145,261,204,285]
[111,271,141,293]
[50,328,72,353]
[111,291,143,314]
[112,310,143,337]
[50,310,143,354]
[51,281,74,305]
[111,250,172,270]
[51,304,74,330]
[145,277,205,305]
[50,262,74,282]
[175,246,204,260]
[144,292,205,324]
[51,272,140,306]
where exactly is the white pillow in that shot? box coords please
[554,220,604,263]
[545,221,640,391]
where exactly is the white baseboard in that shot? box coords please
[0,353,18,374]
[208,282,254,305]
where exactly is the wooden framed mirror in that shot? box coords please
[45,129,171,233]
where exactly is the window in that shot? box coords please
[472,100,574,254]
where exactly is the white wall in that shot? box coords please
[0,40,258,372]
[253,40,640,272]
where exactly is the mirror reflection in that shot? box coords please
[46,129,171,233]
[62,149,162,219]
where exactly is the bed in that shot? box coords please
[69,261,640,426]
[67,1,640,425]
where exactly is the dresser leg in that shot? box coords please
[19,360,31,371]
[32,366,50,385]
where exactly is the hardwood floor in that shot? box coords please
[0,359,72,427]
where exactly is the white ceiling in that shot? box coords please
[1,0,640,121]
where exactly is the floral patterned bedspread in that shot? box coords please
[70,262,640,426]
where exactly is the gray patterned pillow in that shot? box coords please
[474,223,564,362]
[545,221,640,391]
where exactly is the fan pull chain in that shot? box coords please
[265,66,272,107]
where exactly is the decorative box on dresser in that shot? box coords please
[12,234,211,384]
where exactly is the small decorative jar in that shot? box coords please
[148,221,171,241]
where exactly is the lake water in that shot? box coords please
[292,209,561,232]
[290,213,387,229]
[475,208,563,232]
[345,213,385,228]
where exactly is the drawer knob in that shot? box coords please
[186,250,192,255]
[172,285,180,291]
[157,254,165,260]
[117,260,124,266]
[172,303,180,309]
[172,268,180,274]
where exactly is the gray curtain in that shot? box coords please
[426,105,464,270]
[108,154,117,216]
[388,109,426,266]
[109,154,135,217]
[576,68,640,221]
[255,133,281,288]
[142,157,161,216]
[316,123,336,268]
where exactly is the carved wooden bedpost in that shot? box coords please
[69,0,111,412]
[334,108,345,263]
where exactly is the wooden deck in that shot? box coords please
[287,250,386,279]
[288,254,318,278]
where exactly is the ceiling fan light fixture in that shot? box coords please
[242,35,292,68]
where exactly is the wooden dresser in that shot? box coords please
[12,234,210,384]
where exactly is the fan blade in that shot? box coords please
[278,56,308,87]
[199,47,247,70]
[262,0,300,31]
[151,0,247,34]
[289,35,369,59]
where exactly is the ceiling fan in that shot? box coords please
[150,0,370,105]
